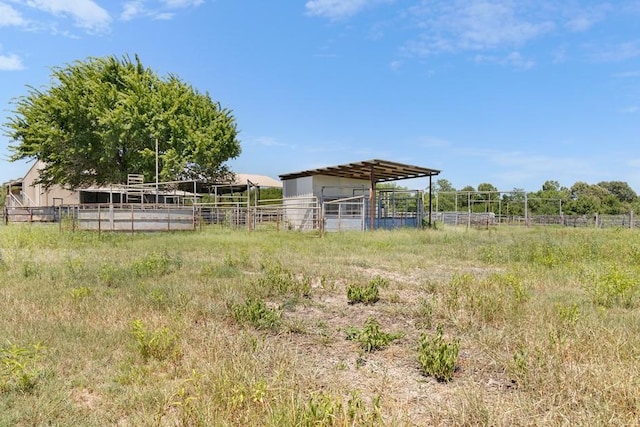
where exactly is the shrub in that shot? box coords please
[417,325,460,382]
[231,298,281,331]
[345,317,403,352]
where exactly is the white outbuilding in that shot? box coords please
[279,159,440,231]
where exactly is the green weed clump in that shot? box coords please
[0,342,46,393]
[585,264,639,308]
[302,391,382,426]
[158,370,203,426]
[231,298,282,331]
[133,250,182,278]
[491,272,529,304]
[346,277,385,305]
[345,317,403,352]
[21,261,41,279]
[417,325,460,382]
[257,260,311,298]
[69,286,91,302]
[556,302,580,327]
[443,273,474,312]
[508,346,529,387]
[130,320,180,361]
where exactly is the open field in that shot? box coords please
[1,224,639,426]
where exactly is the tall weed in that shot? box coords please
[0,342,46,393]
[585,264,639,308]
[418,325,460,382]
[130,320,180,361]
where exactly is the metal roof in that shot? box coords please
[279,159,440,183]
[234,173,282,188]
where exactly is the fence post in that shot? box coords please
[467,192,471,229]
[524,192,529,228]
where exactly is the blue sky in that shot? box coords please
[1,0,639,192]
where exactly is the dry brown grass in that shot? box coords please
[1,224,639,425]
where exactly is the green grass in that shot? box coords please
[1,223,640,425]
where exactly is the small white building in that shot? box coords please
[279,159,440,231]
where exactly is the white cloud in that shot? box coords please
[565,15,596,32]
[389,60,402,70]
[405,1,554,55]
[475,51,535,69]
[121,1,145,21]
[162,0,204,8]
[0,52,24,70]
[120,0,202,21]
[588,41,640,62]
[563,4,609,32]
[23,0,111,32]
[305,0,391,20]
[0,2,26,26]
[153,12,174,20]
[552,45,568,63]
[255,137,283,147]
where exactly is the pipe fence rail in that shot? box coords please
[432,211,637,229]
[3,202,638,231]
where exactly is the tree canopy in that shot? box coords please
[5,55,241,189]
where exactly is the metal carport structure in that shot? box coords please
[279,159,441,230]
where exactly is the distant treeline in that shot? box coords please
[432,179,639,215]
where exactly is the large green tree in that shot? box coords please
[5,55,241,189]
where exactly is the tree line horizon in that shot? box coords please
[431,179,639,216]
